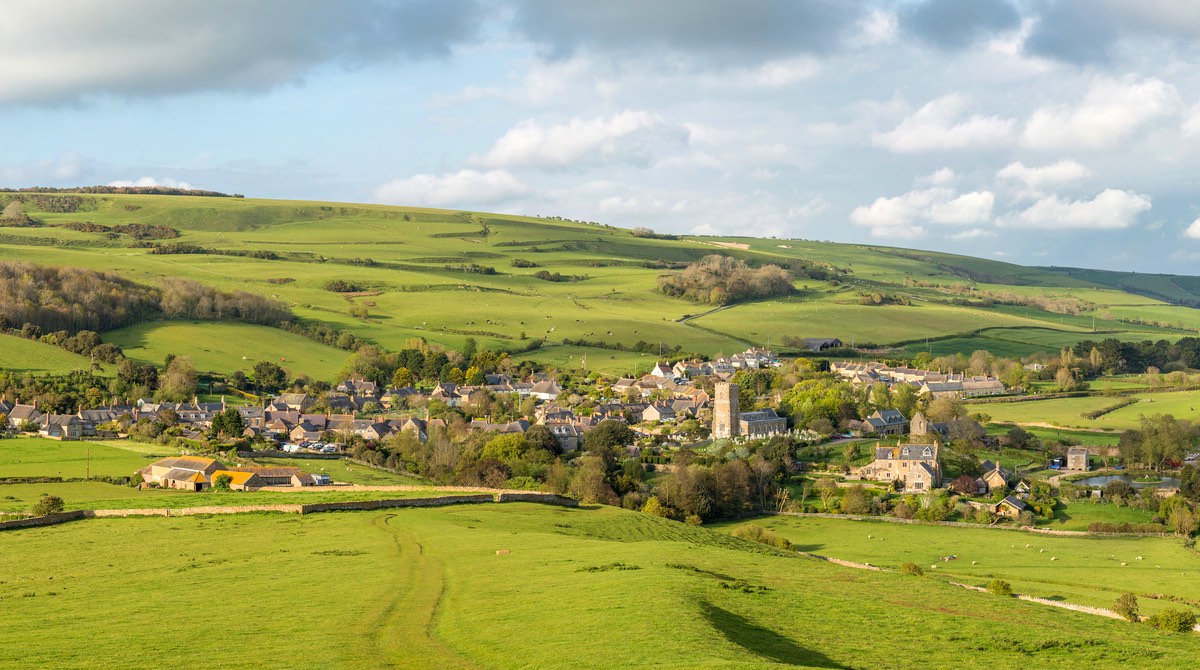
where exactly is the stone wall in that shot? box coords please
[495,493,579,507]
[0,510,87,531]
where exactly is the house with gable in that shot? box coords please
[864,409,907,436]
[858,441,942,491]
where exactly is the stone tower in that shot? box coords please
[713,382,739,439]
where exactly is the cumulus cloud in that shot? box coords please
[0,0,483,104]
[373,169,531,207]
[108,177,197,189]
[850,187,995,236]
[900,0,1021,50]
[1022,76,1181,150]
[508,0,865,63]
[996,160,1090,199]
[473,110,689,170]
[873,95,1016,152]
[919,167,958,186]
[1183,219,1200,239]
[1000,189,1151,229]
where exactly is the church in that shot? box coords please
[711,382,788,439]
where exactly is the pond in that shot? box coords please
[1076,474,1180,489]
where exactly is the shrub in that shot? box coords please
[1146,607,1196,632]
[30,494,65,516]
[1113,592,1139,622]
[986,579,1014,597]
[900,562,924,577]
[731,525,794,551]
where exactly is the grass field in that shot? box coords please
[984,424,1122,447]
[1,505,1196,669]
[0,437,169,479]
[982,391,1200,431]
[727,515,1198,616]
[104,320,352,380]
[0,193,1194,377]
[0,333,108,375]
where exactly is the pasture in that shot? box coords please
[0,504,1195,669]
[104,320,352,380]
[728,515,1198,616]
[0,437,165,479]
[0,333,107,375]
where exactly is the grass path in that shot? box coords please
[363,513,479,669]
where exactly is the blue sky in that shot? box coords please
[5,0,1200,273]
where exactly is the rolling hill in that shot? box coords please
[0,191,1196,379]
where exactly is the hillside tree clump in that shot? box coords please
[657,255,794,306]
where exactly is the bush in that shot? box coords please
[986,579,1014,597]
[731,525,794,551]
[1113,592,1139,622]
[1146,607,1196,632]
[900,562,924,577]
[30,494,65,516]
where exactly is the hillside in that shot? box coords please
[0,191,1196,379]
[1,504,1193,669]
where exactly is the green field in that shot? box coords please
[728,515,1197,616]
[0,193,1195,378]
[105,320,353,380]
[982,391,1200,431]
[1,505,1196,669]
[0,333,108,375]
[0,437,170,479]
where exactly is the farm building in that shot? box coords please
[1067,447,1090,471]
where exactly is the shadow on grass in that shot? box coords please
[701,602,845,668]
[791,543,825,553]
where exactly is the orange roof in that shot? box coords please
[211,470,257,486]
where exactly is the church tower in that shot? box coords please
[713,382,739,439]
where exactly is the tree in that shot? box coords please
[583,419,635,453]
[210,408,245,439]
[392,367,415,388]
[212,473,233,491]
[926,396,966,423]
[524,424,560,455]
[950,474,979,495]
[815,477,839,512]
[841,484,869,515]
[843,441,862,463]
[159,356,198,402]
[253,360,287,392]
[642,496,671,518]
[31,494,65,516]
[893,383,919,418]
[1113,593,1139,622]
[568,455,617,504]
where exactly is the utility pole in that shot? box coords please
[86,444,91,481]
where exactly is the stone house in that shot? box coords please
[39,414,83,440]
[995,495,1028,518]
[859,441,941,491]
[865,409,907,436]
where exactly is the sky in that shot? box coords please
[4,0,1200,273]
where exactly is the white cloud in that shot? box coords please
[873,94,1016,152]
[919,167,957,186]
[1022,76,1181,150]
[473,110,688,170]
[741,58,820,87]
[996,160,1090,190]
[853,9,899,47]
[1001,189,1151,229]
[1182,103,1200,138]
[373,169,531,207]
[850,187,994,236]
[108,176,196,189]
[949,228,996,240]
[1183,218,1200,239]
